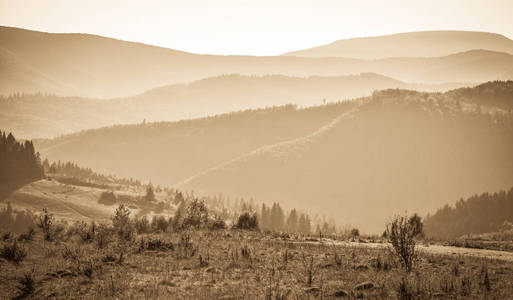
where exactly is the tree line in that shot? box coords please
[44,160,143,188]
[424,187,513,239]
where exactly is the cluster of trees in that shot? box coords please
[424,187,513,239]
[259,203,312,234]
[0,130,44,183]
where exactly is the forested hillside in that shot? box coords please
[35,82,513,232]
[424,187,513,239]
[0,73,468,139]
[181,87,513,232]
[36,102,356,184]
[446,80,513,110]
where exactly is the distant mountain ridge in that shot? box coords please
[1,27,513,98]
[0,73,470,139]
[282,30,513,59]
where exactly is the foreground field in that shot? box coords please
[1,228,512,299]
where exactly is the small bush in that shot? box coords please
[2,232,12,241]
[95,223,114,249]
[98,191,117,206]
[18,227,35,242]
[234,212,259,230]
[199,252,210,267]
[139,237,174,252]
[209,216,226,230]
[102,253,117,263]
[1,239,27,264]
[73,221,96,243]
[112,204,135,242]
[178,232,196,258]
[241,244,252,260]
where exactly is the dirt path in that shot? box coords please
[174,105,360,188]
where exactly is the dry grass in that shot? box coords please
[1,228,513,299]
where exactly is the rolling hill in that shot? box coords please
[282,30,513,59]
[34,82,513,232]
[0,73,469,139]
[1,27,513,98]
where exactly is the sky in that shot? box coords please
[1,0,512,56]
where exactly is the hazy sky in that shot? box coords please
[1,0,512,56]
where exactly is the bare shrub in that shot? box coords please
[300,253,319,286]
[241,244,252,260]
[37,208,54,241]
[16,272,35,298]
[1,239,27,264]
[481,264,491,292]
[331,245,342,268]
[199,252,210,267]
[385,214,423,272]
[18,227,35,242]
[62,245,81,262]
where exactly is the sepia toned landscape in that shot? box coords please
[1,1,513,299]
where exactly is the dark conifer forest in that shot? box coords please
[0,130,43,184]
[424,187,513,239]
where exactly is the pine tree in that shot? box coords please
[270,203,285,231]
[260,203,270,230]
[286,209,299,233]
